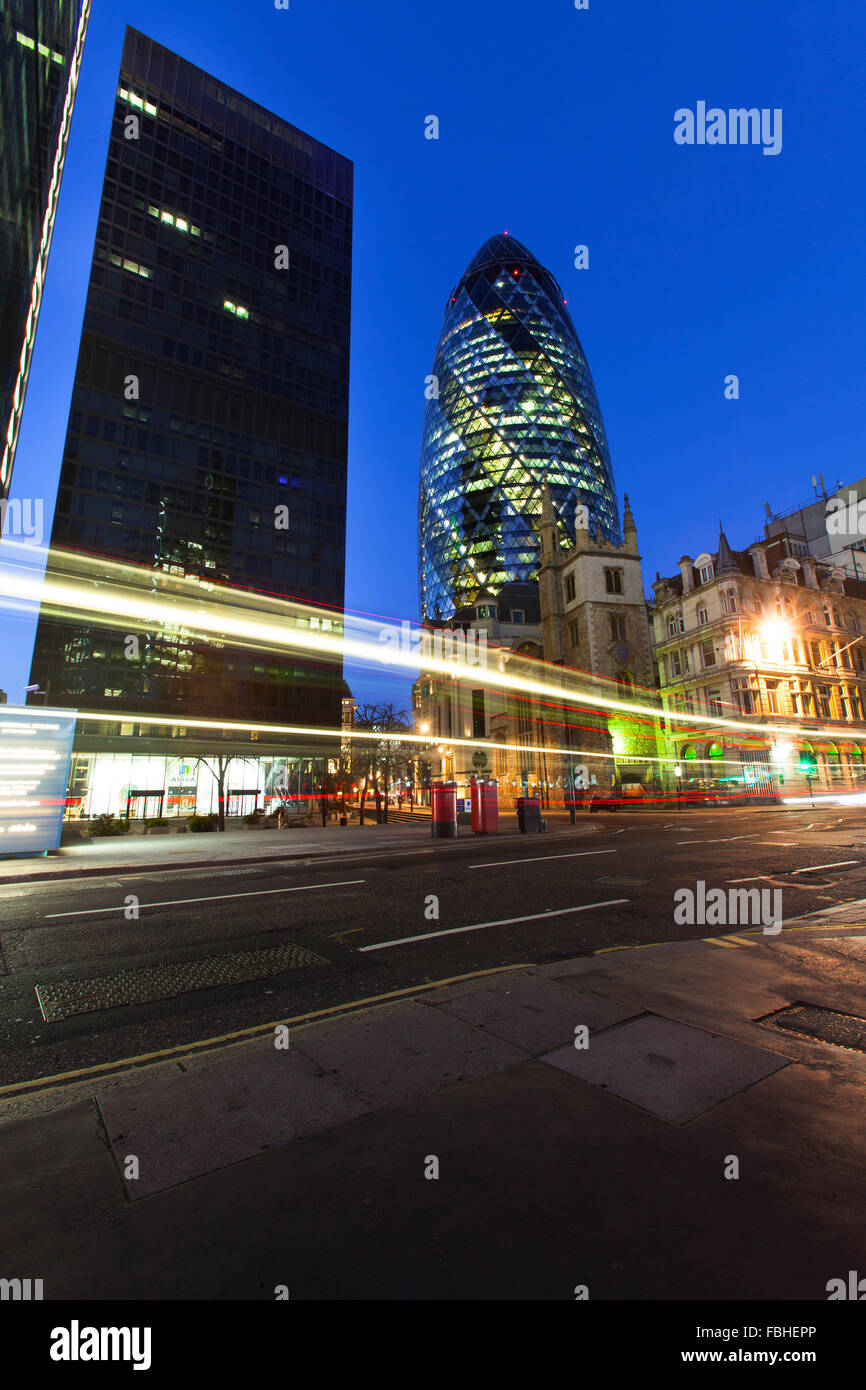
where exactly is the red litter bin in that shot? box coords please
[431,781,458,838]
[470,778,499,834]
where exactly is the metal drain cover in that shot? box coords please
[759,1003,866,1053]
[35,941,330,1021]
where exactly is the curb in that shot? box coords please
[0,821,601,886]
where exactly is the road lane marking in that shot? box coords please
[676,835,758,845]
[727,876,770,883]
[44,879,366,918]
[358,899,629,952]
[788,861,858,876]
[469,850,615,869]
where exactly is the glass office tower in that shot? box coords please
[30,28,352,731]
[0,0,91,503]
[418,232,619,620]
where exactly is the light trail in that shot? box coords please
[0,703,681,767]
[2,540,865,747]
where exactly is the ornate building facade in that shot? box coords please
[652,527,866,797]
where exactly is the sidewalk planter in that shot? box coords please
[83,816,132,839]
[188,815,216,833]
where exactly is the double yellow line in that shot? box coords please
[0,963,531,1102]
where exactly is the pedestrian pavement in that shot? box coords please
[0,800,842,886]
[1,900,864,1298]
[0,816,602,885]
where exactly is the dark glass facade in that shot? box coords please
[418,233,619,620]
[0,0,90,502]
[30,28,352,728]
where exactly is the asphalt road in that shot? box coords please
[2,805,866,1090]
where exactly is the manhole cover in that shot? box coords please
[758,1003,866,1053]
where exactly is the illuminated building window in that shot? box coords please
[117,85,157,116]
[147,206,202,236]
[419,233,619,618]
[110,254,152,278]
[223,300,250,319]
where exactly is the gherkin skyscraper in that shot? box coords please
[418,232,619,619]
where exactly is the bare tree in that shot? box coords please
[190,754,258,831]
[352,702,412,824]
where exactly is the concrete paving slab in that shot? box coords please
[292,999,524,1106]
[94,1040,372,1199]
[430,973,639,1050]
[542,1015,791,1124]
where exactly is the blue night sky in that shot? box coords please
[1,0,864,714]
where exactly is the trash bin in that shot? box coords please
[431,781,458,839]
[516,796,541,833]
[470,778,499,834]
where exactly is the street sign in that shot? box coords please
[0,706,77,856]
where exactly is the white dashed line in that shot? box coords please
[676,835,757,845]
[788,861,858,876]
[44,880,366,918]
[469,850,615,869]
[358,899,629,952]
